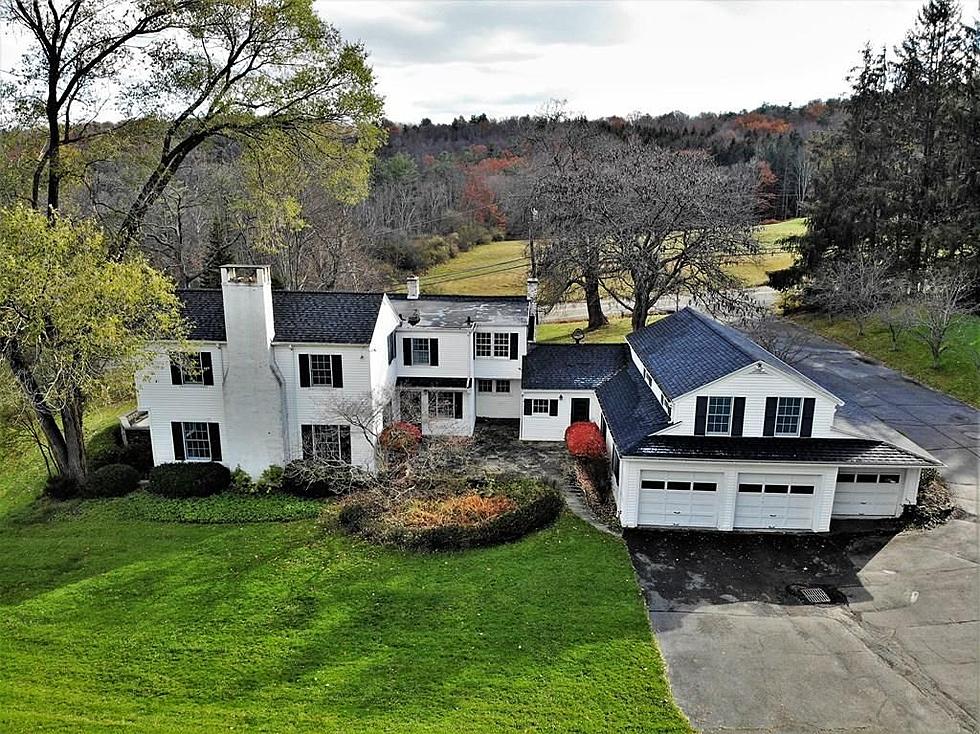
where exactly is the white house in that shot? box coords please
[130,265,938,532]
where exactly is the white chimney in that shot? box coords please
[406,275,420,300]
[526,277,539,303]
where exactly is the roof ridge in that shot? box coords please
[683,307,763,366]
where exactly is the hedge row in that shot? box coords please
[339,476,563,552]
[147,462,231,498]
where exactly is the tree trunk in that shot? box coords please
[632,289,651,331]
[583,272,607,330]
[60,390,87,480]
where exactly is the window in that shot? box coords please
[387,331,397,364]
[183,421,212,460]
[837,473,856,483]
[531,399,551,415]
[475,332,492,357]
[879,474,901,484]
[706,396,733,435]
[738,483,763,493]
[494,380,510,393]
[477,379,493,393]
[309,354,333,386]
[493,332,510,358]
[765,484,789,494]
[857,473,878,483]
[171,352,213,385]
[666,481,691,491]
[641,479,665,490]
[644,370,653,387]
[790,485,815,494]
[429,391,457,419]
[302,425,351,463]
[411,338,430,366]
[775,397,803,435]
[692,482,717,492]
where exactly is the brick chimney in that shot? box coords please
[406,275,420,300]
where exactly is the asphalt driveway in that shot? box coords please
[628,325,979,733]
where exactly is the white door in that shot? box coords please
[832,470,905,518]
[637,470,723,528]
[734,473,820,530]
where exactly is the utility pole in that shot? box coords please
[528,206,539,278]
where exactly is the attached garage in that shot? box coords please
[832,470,906,518]
[637,470,723,528]
[734,472,821,530]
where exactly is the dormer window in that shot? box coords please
[775,397,803,436]
[706,397,733,435]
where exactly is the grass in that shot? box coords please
[0,404,690,732]
[417,219,806,296]
[794,314,980,408]
[537,317,635,344]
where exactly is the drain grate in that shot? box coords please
[787,583,845,605]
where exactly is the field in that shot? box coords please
[537,317,635,344]
[0,405,689,732]
[416,218,806,296]
[795,314,980,408]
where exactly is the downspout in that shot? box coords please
[270,346,291,463]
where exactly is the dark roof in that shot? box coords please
[388,293,527,302]
[625,436,939,465]
[595,366,672,452]
[626,308,831,400]
[522,344,629,390]
[397,376,469,389]
[177,289,385,344]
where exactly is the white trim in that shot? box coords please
[673,361,845,406]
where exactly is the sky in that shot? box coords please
[316,0,927,123]
[1,0,928,124]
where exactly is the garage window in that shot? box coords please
[692,482,717,492]
[766,484,789,493]
[838,472,855,482]
[879,474,901,484]
[856,473,879,483]
[641,479,665,489]
[738,484,763,493]
[790,485,815,494]
[706,396,733,435]
[666,480,690,491]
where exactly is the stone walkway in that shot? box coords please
[470,420,620,536]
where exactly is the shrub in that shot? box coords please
[230,466,254,493]
[44,474,79,500]
[147,462,231,498]
[81,463,141,498]
[379,421,422,451]
[565,421,606,459]
[281,459,362,498]
[255,464,284,494]
[340,475,563,552]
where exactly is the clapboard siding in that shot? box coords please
[473,326,526,380]
[661,363,837,438]
[396,329,471,378]
[519,389,601,441]
[475,380,522,418]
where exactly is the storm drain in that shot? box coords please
[787,584,846,605]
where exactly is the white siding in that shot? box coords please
[475,380,522,418]
[473,326,526,380]
[661,363,838,438]
[519,389,601,441]
[396,329,472,378]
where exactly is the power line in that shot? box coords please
[420,257,528,284]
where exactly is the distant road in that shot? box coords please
[540,286,778,322]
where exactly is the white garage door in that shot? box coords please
[637,470,723,528]
[734,473,820,530]
[832,470,905,518]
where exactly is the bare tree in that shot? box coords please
[737,312,815,366]
[911,267,972,369]
[809,253,895,335]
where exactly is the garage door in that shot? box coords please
[734,473,820,530]
[637,470,723,528]
[832,470,905,518]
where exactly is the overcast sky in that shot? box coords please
[318,0,926,123]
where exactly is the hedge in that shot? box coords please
[81,463,141,498]
[147,462,231,498]
[339,475,563,552]
[44,475,79,501]
[89,441,154,476]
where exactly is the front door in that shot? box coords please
[570,397,591,424]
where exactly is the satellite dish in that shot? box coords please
[571,328,585,344]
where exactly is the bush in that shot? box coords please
[255,464,284,494]
[565,421,606,459]
[379,421,422,451]
[89,441,154,476]
[340,475,563,552]
[281,459,362,498]
[44,474,79,501]
[147,462,231,498]
[81,463,141,498]
[230,466,254,493]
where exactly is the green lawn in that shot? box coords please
[417,220,805,296]
[537,317,635,344]
[795,314,980,408]
[0,406,689,732]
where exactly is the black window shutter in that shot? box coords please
[800,397,816,437]
[301,424,313,459]
[509,332,519,360]
[763,397,778,436]
[299,354,311,387]
[171,422,185,460]
[429,339,439,366]
[340,426,352,463]
[731,397,745,437]
[453,392,463,419]
[600,415,607,439]
[694,396,708,435]
[200,351,214,385]
[207,423,222,461]
[549,399,559,417]
[527,313,535,343]
[403,338,412,366]
[523,399,532,415]
[387,332,396,364]
[331,355,344,388]
[170,357,183,385]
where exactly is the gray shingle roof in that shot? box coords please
[522,344,629,390]
[177,289,385,344]
[595,365,672,452]
[626,307,832,400]
[626,436,938,465]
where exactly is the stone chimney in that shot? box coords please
[526,277,539,303]
[406,275,420,300]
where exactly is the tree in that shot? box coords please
[0,205,185,482]
[4,0,383,254]
[808,252,896,335]
[911,267,972,368]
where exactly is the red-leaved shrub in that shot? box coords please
[564,421,606,459]
[379,421,423,451]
